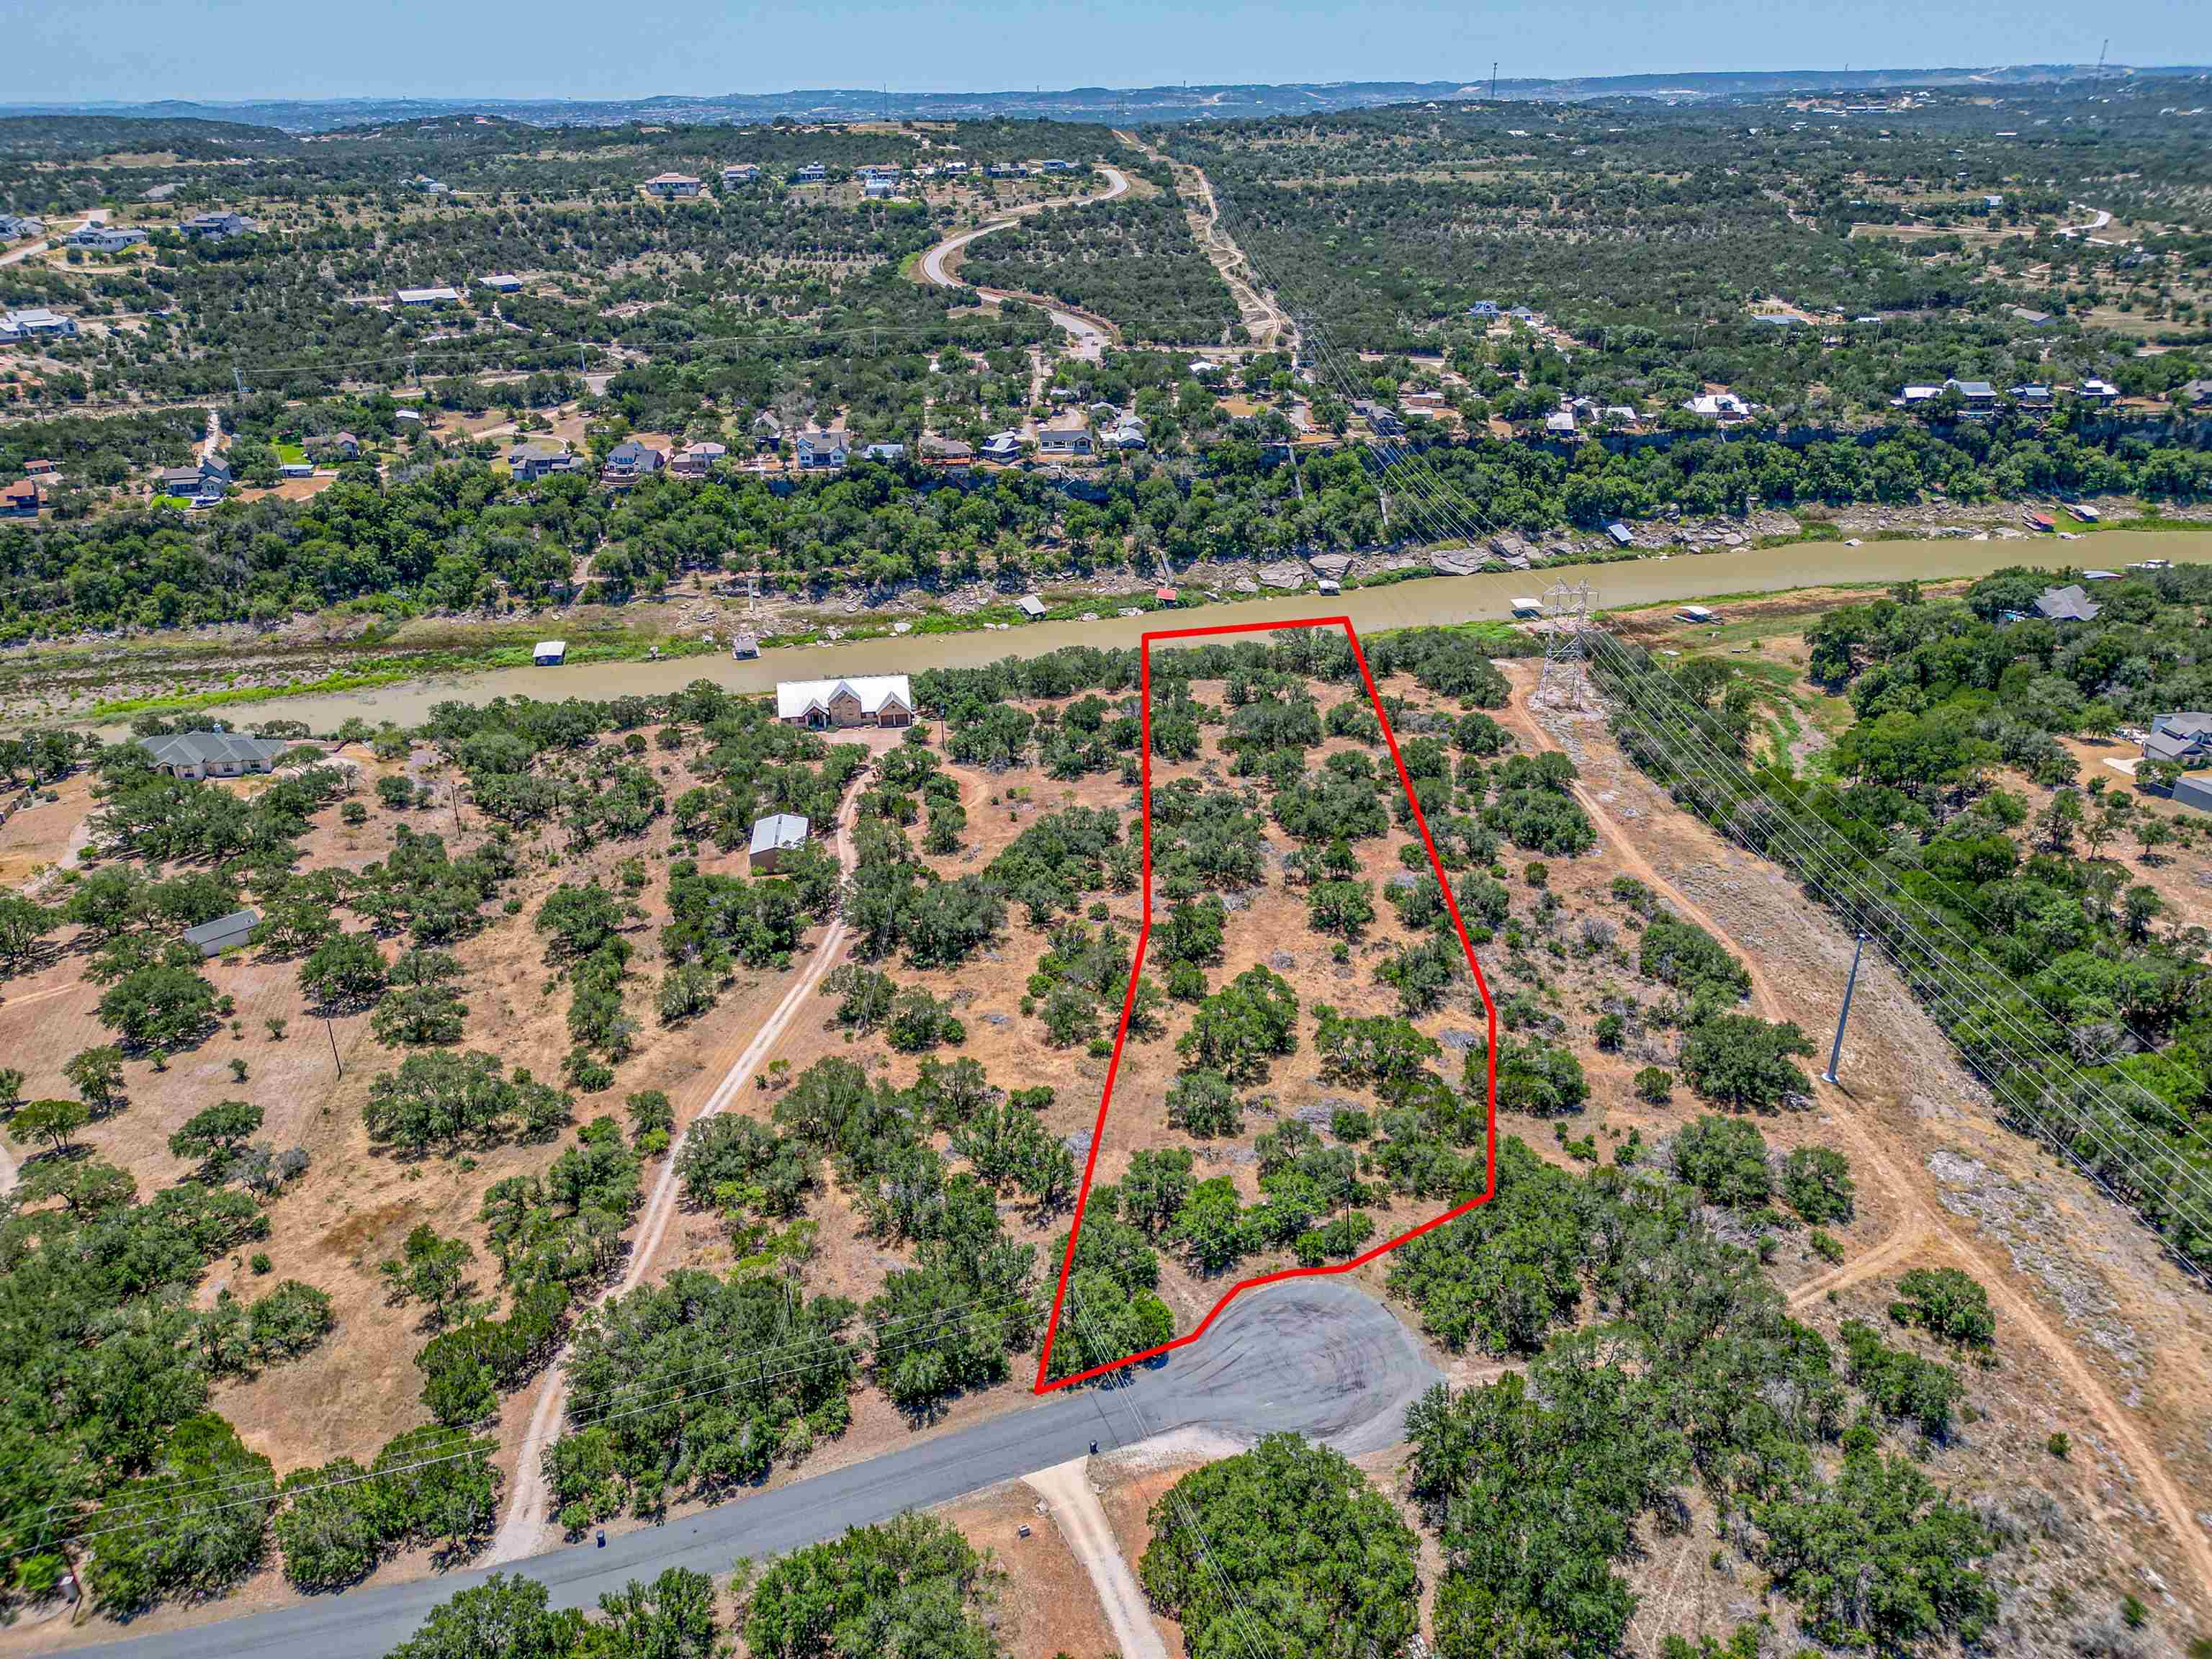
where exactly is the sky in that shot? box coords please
[2,0,2208,104]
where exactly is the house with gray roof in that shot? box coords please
[2144,713,2212,768]
[137,732,292,779]
[2034,585,2101,623]
[507,439,580,481]
[183,909,260,957]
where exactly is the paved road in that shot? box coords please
[78,1279,1439,1658]
[916,166,1128,359]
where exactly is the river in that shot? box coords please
[148,530,2210,736]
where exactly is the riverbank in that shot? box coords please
[68,525,2211,739]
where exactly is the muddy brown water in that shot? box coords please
[113,531,2210,736]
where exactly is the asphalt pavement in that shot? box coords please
[78,1277,1440,1658]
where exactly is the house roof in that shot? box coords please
[2145,730,2203,763]
[182,909,260,956]
[774,675,913,720]
[2034,585,2100,622]
[750,813,811,855]
[138,732,289,769]
[1017,595,1048,616]
[395,286,461,304]
[2175,775,2212,814]
[508,439,571,463]
[2157,711,2212,738]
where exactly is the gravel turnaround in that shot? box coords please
[82,1277,1440,1659]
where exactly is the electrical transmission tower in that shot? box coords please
[1535,579,1596,707]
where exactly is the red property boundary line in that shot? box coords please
[1032,616,1501,1393]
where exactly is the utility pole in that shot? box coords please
[1491,62,1498,101]
[1822,932,1869,1084]
[324,1014,343,1079]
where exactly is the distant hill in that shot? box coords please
[1,65,2204,132]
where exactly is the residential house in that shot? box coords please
[1,479,40,517]
[66,225,147,253]
[1749,312,1804,328]
[1466,300,1500,318]
[182,909,260,958]
[863,176,896,199]
[155,460,228,503]
[1897,377,1995,412]
[180,211,254,241]
[721,164,760,186]
[478,273,524,293]
[985,163,1025,179]
[0,214,45,240]
[794,427,849,469]
[2174,379,2212,410]
[791,163,828,185]
[2033,584,2100,623]
[0,307,76,341]
[136,732,289,779]
[861,441,906,463]
[394,286,462,307]
[534,640,567,666]
[1105,415,1148,451]
[2144,713,2212,768]
[1187,359,1224,379]
[600,441,665,486]
[2008,306,2056,328]
[980,431,1023,463]
[774,675,914,729]
[643,173,703,198]
[392,408,423,427]
[751,410,784,450]
[22,459,55,476]
[1037,418,1092,458]
[507,439,580,481]
[407,176,449,194]
[307,431,361,461]
[919,434,974,466]
[1543,410,1578,438]
[2009,383,2055,408]
[668,441,726,478]
[1355,400,1404,437]
[748,814,811,873]
[2077,377,2121,403]
[1040,158,1079,173]
[1684,391,1754,422]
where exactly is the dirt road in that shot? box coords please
[488,776,868,1563]
[914,166,1129,359]
[1116,131,1293,353]
[1025,1458,1170,1659]
[1506,680,2212,1611]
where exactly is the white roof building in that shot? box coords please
[395,286,462,306]
[774,674,915,727]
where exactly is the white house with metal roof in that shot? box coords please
[774,675,914,729]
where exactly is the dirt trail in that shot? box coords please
[488,775,868,1563]
[1024,1458,1171,1659]
[1116,132,1292,354]
[1503,684,2212,1609]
